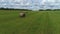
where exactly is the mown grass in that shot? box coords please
[0,10,60,34]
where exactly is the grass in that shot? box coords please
[0,10,60,34]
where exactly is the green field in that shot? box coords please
[0,10,60,34]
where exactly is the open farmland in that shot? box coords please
[0,10,60,34]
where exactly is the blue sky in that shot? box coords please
[0,0,60,10]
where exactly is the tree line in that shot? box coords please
[0,7,60,11]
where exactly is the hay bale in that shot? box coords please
[19,12,25,17]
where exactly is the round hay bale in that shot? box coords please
[19,12,25,17]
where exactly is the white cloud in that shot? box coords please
[25,3,30,5]
[41,0,46,5]
[0,0,60,9]
[1,0,4,1]
[47,0,55,2]
[20,3,24,5]
[14,0,22,2]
